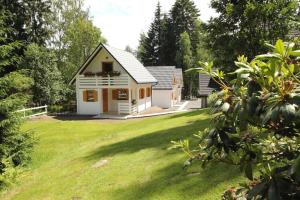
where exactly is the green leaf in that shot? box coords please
[255,53,282,60]
[234,61,252,70]
[289,64,294,74]
[292,155,300,182]
[282,104,296,118]
[265,42,275,50]
[221,102,230,112]
[247,182,268,199]
[290,50,300,57]
[268,180,281,200]
[275,39,285,56]
[245,163,253,180]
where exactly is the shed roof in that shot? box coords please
[198,73,220,96]
[146,66,183,90]
[69,44,157,84]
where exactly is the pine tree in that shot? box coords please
[170,0,200,60]
[0,12,33,189]
[139,2,162,66]
[160,14,176,66]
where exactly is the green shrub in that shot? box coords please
[0,159,22,189]
[173,40,300,199]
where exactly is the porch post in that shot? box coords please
[128,88,131,114]
[136,86,139,113]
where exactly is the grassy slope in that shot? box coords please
[1,110,244,200]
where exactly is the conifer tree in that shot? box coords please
[170,0,200,59]
[0,12,33,189]
[139,2,163,66]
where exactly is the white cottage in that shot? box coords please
[69,44,157,115]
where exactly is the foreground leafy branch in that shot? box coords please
[174,40,300,199]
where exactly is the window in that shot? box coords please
[102,62,113,73]
[139,88,145,99]
[83,90,98,102]
[112,89,128,100]
[146,87,151,97]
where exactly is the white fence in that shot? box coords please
[16,105,48,118]
[78,75,130,88]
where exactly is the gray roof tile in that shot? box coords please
[104,45,157,84]
[146,66,183,90]
[198,73,220,96]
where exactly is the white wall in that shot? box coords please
[152,90,172,108]
[77,89,102,115]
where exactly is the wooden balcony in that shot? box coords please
[77,74,130,88]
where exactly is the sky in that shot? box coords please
[84,0,217,50]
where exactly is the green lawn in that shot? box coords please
[1,110,244,200]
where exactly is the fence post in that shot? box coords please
[45,105,48,114]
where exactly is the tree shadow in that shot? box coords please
[109,161,242,200]
[80,110,242,199]
[82,117,210,161]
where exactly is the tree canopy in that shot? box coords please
[206,0,300,71]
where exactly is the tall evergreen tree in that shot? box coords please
[160,14,176,66]
[139,2,162,66]
[206,0,299,71]
[0,11,33,189]
[137,32,147,62]
[170,0,200,62]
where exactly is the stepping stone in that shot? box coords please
[92,159,108,169]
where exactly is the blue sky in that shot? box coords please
[84,0,217,50]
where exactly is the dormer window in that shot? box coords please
[102,62,113,73]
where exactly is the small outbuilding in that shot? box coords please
[198,73,220,108]
[146,66,183,109]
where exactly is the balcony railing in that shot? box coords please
[77,74,130,88]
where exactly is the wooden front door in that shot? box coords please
[102,89,108,113]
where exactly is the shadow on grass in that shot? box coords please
[82,110,241,199]
[110,161,242,200]
[83,116,210,161]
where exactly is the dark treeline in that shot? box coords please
[138,0,300,97]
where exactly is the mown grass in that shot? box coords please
[1,110,244,200]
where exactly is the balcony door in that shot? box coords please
[102,89,108,113]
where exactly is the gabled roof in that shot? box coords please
[69,44,157,85]
[146,66,183,90]
[198,73,220,96]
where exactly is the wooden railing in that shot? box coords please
[16,105,47,118]
[118,103,131,114]
[78,74,130,88]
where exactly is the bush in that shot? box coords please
[173,40,300,199]
[48,104,76,114]
[0,159,22,189]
